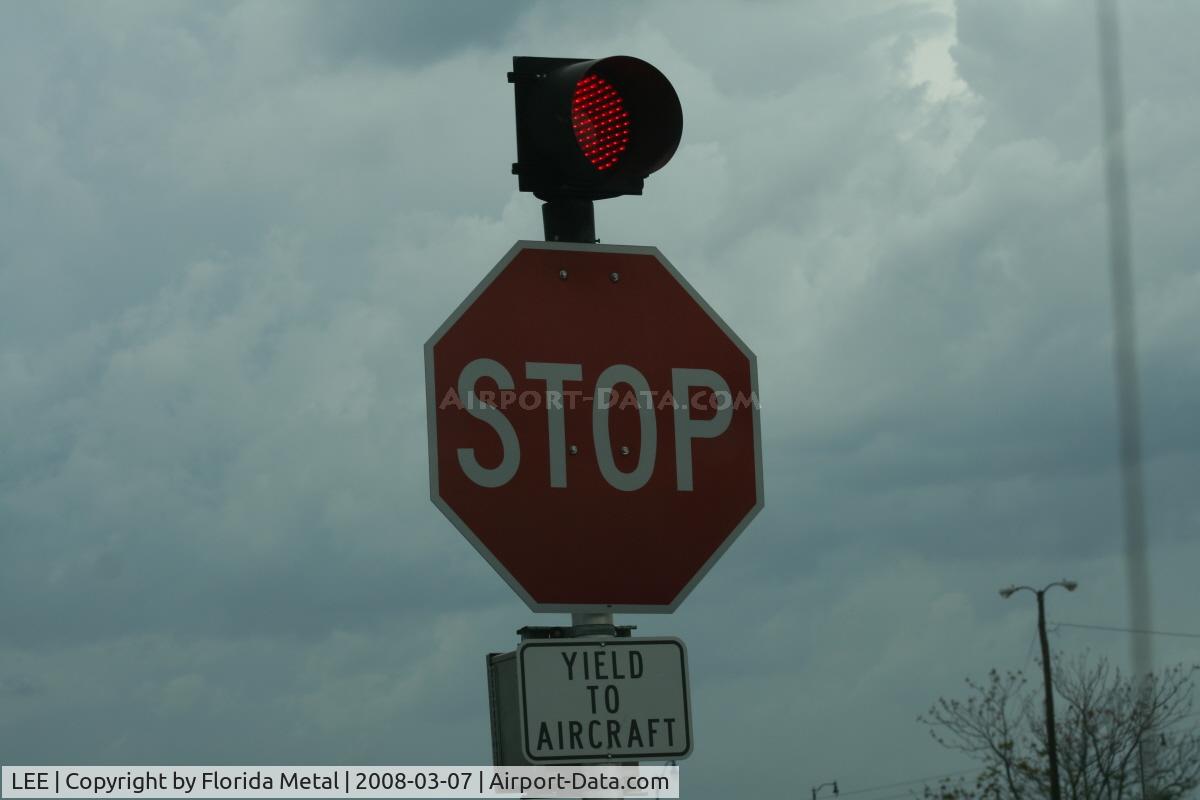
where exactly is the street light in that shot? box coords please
[812,781,838,800]
[999,579,1078,800]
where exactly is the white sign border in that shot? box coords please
[515,636,693,764]
[424,240,765,613]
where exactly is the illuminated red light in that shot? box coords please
[572,73,630,172]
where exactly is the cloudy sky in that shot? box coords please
[2,1,1198,796]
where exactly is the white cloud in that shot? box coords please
[1,2,1197,796]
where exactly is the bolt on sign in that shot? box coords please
[425,241,763,612]
[517,638,692,763]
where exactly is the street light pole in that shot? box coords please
[1035,589,1061,800]
[999,580,1078,800]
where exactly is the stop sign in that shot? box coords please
[425,241,762,612]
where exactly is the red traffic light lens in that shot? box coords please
[510,54,682,199]
[572,74,630,172]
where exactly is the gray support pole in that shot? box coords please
[544,204,626,799]
[543,199,596,244]
[569,610,632,795]
[1097,1,1156,789]
[571,612,614,630]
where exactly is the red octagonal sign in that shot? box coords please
[425,242,762,612]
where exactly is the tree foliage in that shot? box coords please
[918,654,1200,800]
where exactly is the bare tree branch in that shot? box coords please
[920,653,1199,800]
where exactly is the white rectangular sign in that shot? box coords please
[517,637,692,763]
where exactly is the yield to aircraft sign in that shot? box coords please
[517,637,692,763]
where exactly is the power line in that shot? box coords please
[1022,627,1040,671]
[837,769,979,798]
[1050,621,1200,639]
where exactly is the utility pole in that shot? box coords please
[1036,589,1061,800]
[999,579,1078,800]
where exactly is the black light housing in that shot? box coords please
[509,55,683,202]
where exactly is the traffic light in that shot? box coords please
[509,56,683,202]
